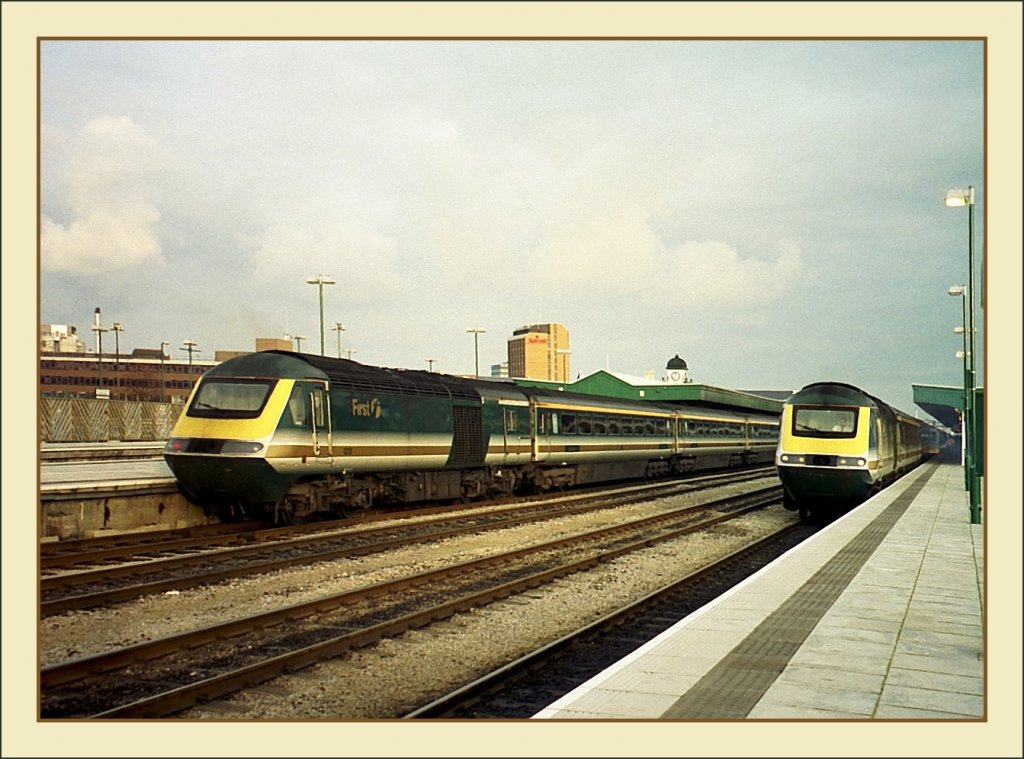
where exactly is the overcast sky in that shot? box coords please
[39,39,983,419]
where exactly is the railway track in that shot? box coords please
[40,484,782,718]
[40,469,778,615]
[405,521,814,718]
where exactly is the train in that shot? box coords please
[775,381,945,522]
[163,350,781,523]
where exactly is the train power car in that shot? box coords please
[164,350,780,523]
[774,381,939,522]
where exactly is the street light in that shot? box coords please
[345,348,358,360]
[306,275,336,356]
[425,357,437,372]
[160,340,170,403]
[293,334,306,352]
[333,322,346,359]
[945,186,980,524]
[466,326,486,378]
[181,339,199,388]
[112,322,124,398]
[948,284,968,474]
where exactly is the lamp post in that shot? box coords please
[112,322,123,398]
[293,334,306,352]
[945,186,980,524]
[181,339,199,389]
[466,326,486,378]
[333,322,346,359]
[949,285,968,473]
[160,340,170,403]
[345,348,357,360]
[425,357,437,372]
[306,275,336,356]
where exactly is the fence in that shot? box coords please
[40,398,184,442]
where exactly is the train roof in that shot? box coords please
[786,382,882,408]
[210,350,483,402]
[786,381,934,423]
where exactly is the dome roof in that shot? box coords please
[666,354,688,370]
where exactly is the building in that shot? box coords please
[512,354,783,416]
[40,324,88,354]
[215,337,293,362]
[38,325,323,403]
[507,323,570,381]
[39,349,216,404]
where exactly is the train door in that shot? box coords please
[530,402,548,462]
[289,381,332,459]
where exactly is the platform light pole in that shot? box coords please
[333,322,346,359]
[425,357,437,372]
[945,186,980,524]
[949,285,969,475]
[293,334,306,352]
[160,340,170,403]
[306,275,335,356]
[466,326,486,378]
[181,339,199,389]
[345,348,358,360]
[112,322,123,398]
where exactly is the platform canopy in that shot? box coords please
[912,383,979,432]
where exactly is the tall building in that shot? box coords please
[507,323,570,381]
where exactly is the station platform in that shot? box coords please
[534,461,985,720]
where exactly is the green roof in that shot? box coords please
[513,369,782,415]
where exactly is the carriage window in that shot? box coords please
[537,411,559,435]
[561,413,575,434]
[608,419,620,435]
[593,417,607,435]
[505,409,519,432]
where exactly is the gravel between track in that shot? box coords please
[40,479,794,719]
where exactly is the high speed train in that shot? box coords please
[164,350,780,523]
[775,381,944,522]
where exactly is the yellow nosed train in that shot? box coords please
[164,350,781,524]
[775,381,944,523]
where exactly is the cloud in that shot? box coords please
[243,221,404,306]
[41,116,164,275]
[663,238,804,309]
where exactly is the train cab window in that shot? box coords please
[282,384,311,429]
[792,407,857,438]
[188,378,275,419]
